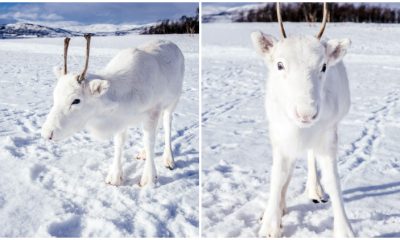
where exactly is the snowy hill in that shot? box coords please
[63,23,141,33]
[0,22,149,39]
[0,23,77,39]
[202,3,264,23]
[62,23,151,36]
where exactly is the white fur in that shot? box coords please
[251,31,354,237]
[41,40,184,187]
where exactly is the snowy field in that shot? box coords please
[0,34,199,237]
[202,23,400,237]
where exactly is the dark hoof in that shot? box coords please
[166,166,174,170]
[312,199,320,204]
[321,199,328,203]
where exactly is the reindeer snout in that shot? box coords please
[295,106,319,123]
[41,129,54,140]
[41,122,55,140]
[48,131,54,140]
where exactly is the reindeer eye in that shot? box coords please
[321,63,327,73]
[71,99,80,105]
[277,62,284,70]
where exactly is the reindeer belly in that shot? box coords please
[85,109,143,140]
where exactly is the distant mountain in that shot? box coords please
[62,23,153,36]
[63,23,140,33]
[202,3,264,23]
[0,23,78,39]
[0,22,150,39]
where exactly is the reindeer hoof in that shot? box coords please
[163,153,175,170]
[139,175,157,187]
[259,210,283,238]
[135,149,146,160]
[166,165,174,170]
[312,198,328,204]
[259,221,282,238]
[105,168,123,186]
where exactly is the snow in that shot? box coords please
[0,34,199,237]
[62,24,141,33]
[202,22,400,237]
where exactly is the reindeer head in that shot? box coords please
[41,35,110,141]
[251,3,351,128]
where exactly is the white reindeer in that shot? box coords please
[251,3,354,237]
[41,35,184,187]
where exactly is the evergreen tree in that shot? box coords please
[232,3,399,23]
[141,8,199,34]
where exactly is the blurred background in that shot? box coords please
[202,2,400,23]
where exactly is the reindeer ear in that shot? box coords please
[53,66,64,78]
[325,38,351,66]
[88,79,109,97]
[251,31,277,56]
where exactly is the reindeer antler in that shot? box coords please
[276,2,287,39]
[276,2,328,40]
[63,37,71,75]
[78,34,92,82]
[316,2,328,40]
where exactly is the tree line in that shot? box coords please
[141,8,199,34]
[235,3,400,23]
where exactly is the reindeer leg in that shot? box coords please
[259,149,295,238]
[317,129,354,237]
[280,165,294,216]
[105,130,126,186]
[139,109,160,187]
[307,149,328,203]
[162,108,175,170]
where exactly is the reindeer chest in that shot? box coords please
[268,117,328,156]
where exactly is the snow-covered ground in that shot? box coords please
[0,34,199,237]
[202,23,400,237]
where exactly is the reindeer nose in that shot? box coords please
[49,131,54,140]
[295,107,318,123]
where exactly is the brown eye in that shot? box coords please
[321,63,327,72]
[277,62,284,70]
[71,99,80,105]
